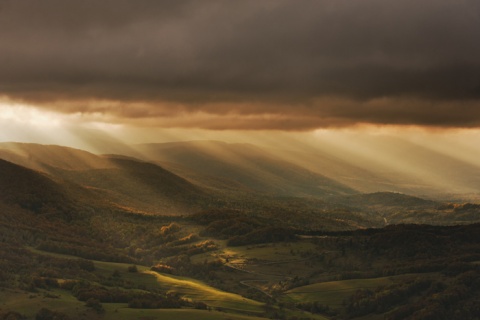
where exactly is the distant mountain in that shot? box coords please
[130,140,356,197]
[0,142,114,172]
[330,192,480,226]
[264,147,423,195]
[266,137,480,196]
[335,192,437,209]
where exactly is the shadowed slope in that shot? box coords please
[133,141,356,197]
[335,192,437,209]
[0,143,210,214]
[0,159,72,214]
[50,157,208,214]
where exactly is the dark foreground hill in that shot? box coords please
[0,159,74,215]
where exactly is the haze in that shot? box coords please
[1,0,480,195]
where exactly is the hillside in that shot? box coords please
[131,141,356,197]
[266,138,480,196]
[50,157,208,214]
[1,142,478,227]
[0,147,480,319]
[0,159,73,215]
[0,143,211,214]
[0,142,114,172]
[0,143,383,228]
[334,192,437,209]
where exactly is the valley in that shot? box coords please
[0,142,480,320]
[3,1,480,319]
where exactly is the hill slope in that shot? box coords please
[266,137,480,196]
[0,143,210,214]
[0,159,73,215]
[334,192,437,209]
[51,157,208,214]
[131,141,356,197]
[0,142,114,172]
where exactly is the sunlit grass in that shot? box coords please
[101,305,268,320]
[146,270,264,313]
[283,274,437,307]
[0,289,86,319]
[28,248,264,314]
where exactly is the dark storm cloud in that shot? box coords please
[1,0,480,128]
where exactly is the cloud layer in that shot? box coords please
[1,0,480,129]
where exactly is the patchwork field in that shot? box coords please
[190,240,320,279]
[146,271,264,313]
[283,273,439,307]
[0,290,268,320]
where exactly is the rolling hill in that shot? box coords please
[0,143,210,214]
[0,158,73,215]
[2,142,478,227]
[50,157,208,214]
[130,140,356,197]
[0,142,114,172]
[0,142,379,228]
[265,137,480,196]
[1,142,480,319]
[334,192,438,209]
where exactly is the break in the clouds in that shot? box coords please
[1,0,480,129]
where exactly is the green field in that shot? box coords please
[101,304,268,320]
[22,248,266,317]
[283,273,439,308]
[0,289,268,320]
[0,289,84,319]
[146,270,264,313]
[190,241,319,280]
[191,241,317,263]
[284,277,397,306]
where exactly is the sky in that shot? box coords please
[1,0,480,150]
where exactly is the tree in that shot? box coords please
[35,308,70,320]
[85,298,105,314]
[127,265,138,273]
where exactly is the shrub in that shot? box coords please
[85,298,105,314]
[35,308,70,320]
[127,265,138,273]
